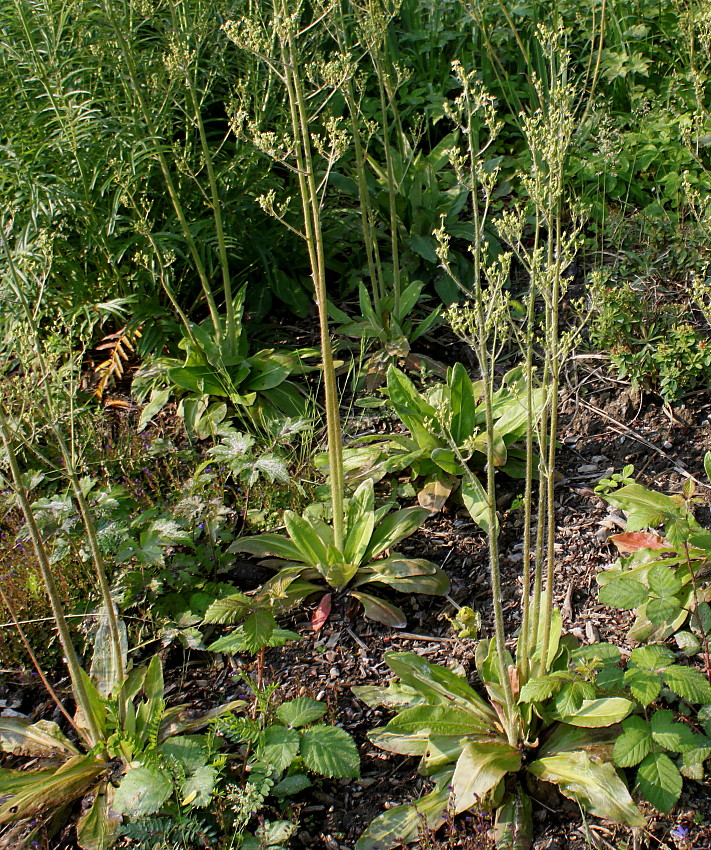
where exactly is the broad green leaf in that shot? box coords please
[528,751,645,827]
[344,480,376,566]
[604,484,680,531]
[630,644,676,671]
[663,665,711,704]
[417,472,458,513]
[448,363,477,447]
[350,591,407,627]
[360,558,449,595]
[571,643,622,666]
[159,737,209,773]
[229,533,307,563]
[354,770,452,850]
[384,652,497,720]
[202,592,253,625]
[0,718,80,758]
[495,788,533,850]
[554,697,633,727]
[300,726,360,778]
[613,716,652,767]
[243,609,278,654]
[284,511,330,567]
[271,774,312,798]
[243,354,289,391]
[538,723,619,760]
[181,766,217,808]
[386,366,442,451]
[646,595,682,625]
[430,447,466,476]
[636,752,682,813]
[451,741,521,813]
[461,474,497,535]
[277,698,327,729]
[364,506,430,559]
[519,676,563,704]
[0,756,105,826]
[675,630,702,656]
[624,668,662,706]
[384,704,493,738]
[599,578,649,610]
[651,709,703,753]
[419,735,470,775]
[648,563,682,597]
[90,604,127,699]
[552,681,596,717]
[352,681,427,710]
[368,728,430,757]
[76,782,121,850]
[262,725,300,772]
[323,558,359,590]
[112,764,173,817]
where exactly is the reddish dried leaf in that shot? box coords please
[610,532,667,553]
[311,593,332,632]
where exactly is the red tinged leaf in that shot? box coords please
[610,532,667,553]
[311,593,332,632]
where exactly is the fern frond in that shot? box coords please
[94,326,141,399]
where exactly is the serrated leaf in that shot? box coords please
[613,716,652,767]
[648,563,682,597]
[262,725,300,772]
[599,578,649,610]
[624,668,662,706]
[276,698,327,729]
[651,709,702,753]
[552,681,596,716]
[113,764,172,817]
[647,595,682,625]
[203,592,253,625]
[242,609,277,654]
[159,737,209,773]
[663,666,711,704]
[519,676,563,703]
[630,644,676,672]
[271,774,312,798]
[637,752,682,813]
[299,726,360,778]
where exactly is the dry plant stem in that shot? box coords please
[0,586,79,735]
[0,410,102,747]
[279,0,344,547]
[683,542,711,681]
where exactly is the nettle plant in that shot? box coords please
[596,458,711,672]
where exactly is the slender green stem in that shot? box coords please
[279,0,344,548]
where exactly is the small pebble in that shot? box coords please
[578,463,598,473]
[663,440,673,449]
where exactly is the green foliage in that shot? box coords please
[354,646,643,850]
[597,469,711,656]
[589,278,711,403]
[226,478,449,628]
[326,364,538,516]
[0,653,241,848]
